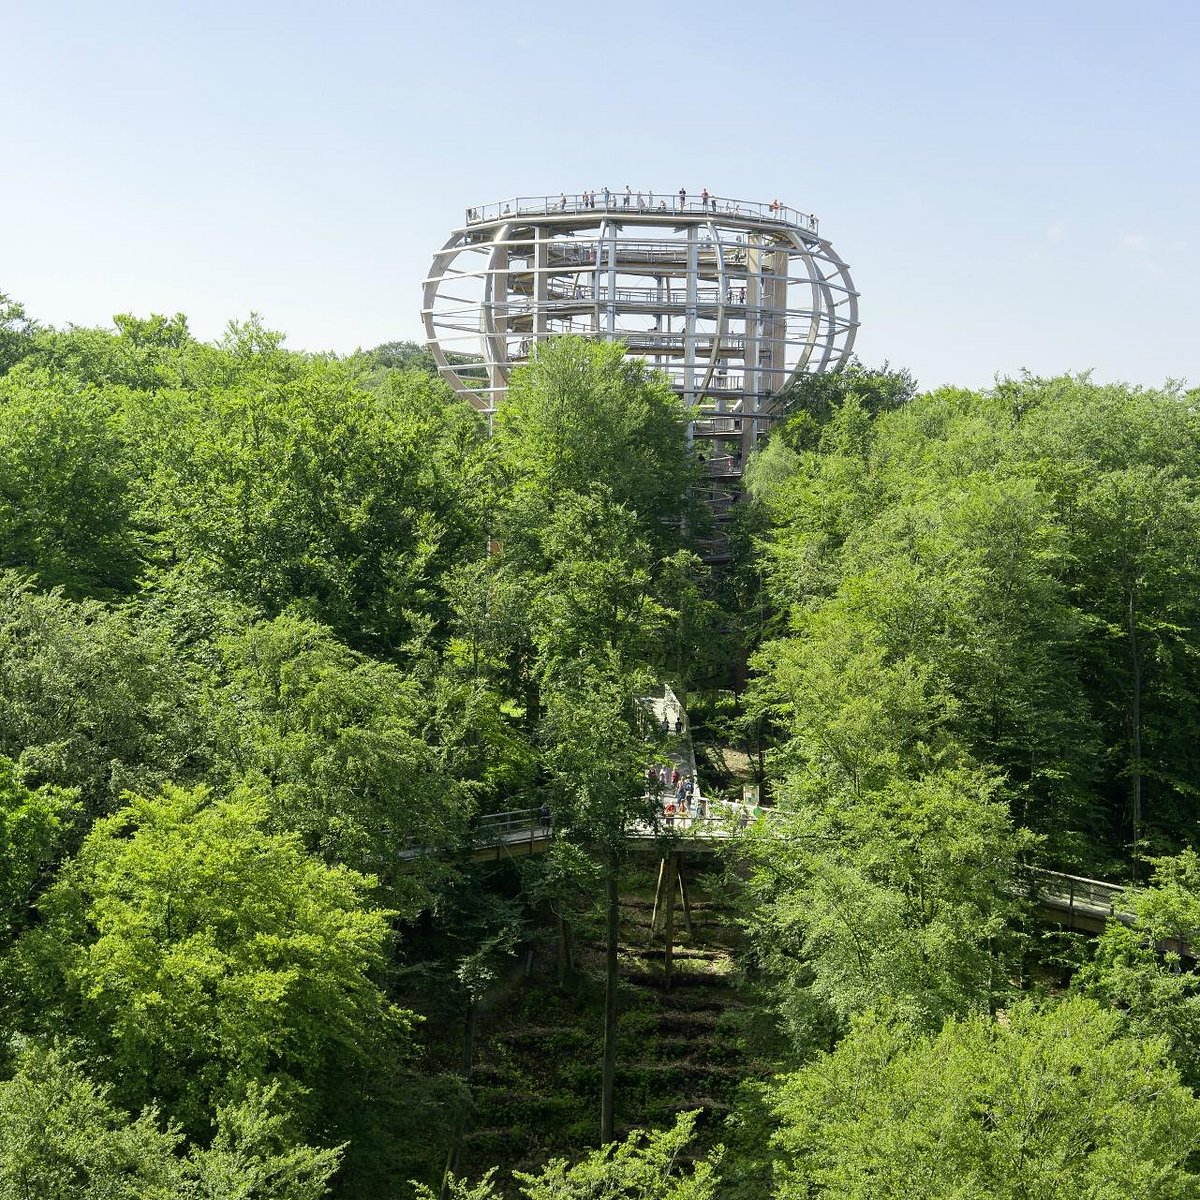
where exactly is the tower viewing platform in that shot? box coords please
[422,190,858,553]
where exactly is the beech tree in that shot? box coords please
[772,996,1200,1199]
[9,784,411,1150]
[0,1044,341,1200]
[1075,848,1200,1088]
[426,1110,719,1200]
[0,371,140,596]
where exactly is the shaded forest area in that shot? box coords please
[3,287,1200,1198]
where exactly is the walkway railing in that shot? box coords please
[464,192,819,234]
[1026,866,1126,916]
[473,808,551,852]
[462,809,1155,935]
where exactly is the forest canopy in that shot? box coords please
[2,291,1200,1198]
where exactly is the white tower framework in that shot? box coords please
[423,191,858,544]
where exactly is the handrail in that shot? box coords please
[463,192,819,235]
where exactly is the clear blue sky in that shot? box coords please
[4,0,1198,391]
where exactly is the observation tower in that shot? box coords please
[423,190,858,543]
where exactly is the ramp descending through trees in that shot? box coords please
[423,191,858,553]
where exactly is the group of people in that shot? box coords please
[563,188,756,216]
[646,762,705,824]
[468,192,791,226]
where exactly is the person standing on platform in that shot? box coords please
[678,187,687,211]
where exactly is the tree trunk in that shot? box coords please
[1129,586,1143,881]
[442,999,476,1194]
[462,1000,476,1078]
[601,851,620,1144]
[557,915,570,985]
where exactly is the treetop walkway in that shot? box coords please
[433,685,1161,947]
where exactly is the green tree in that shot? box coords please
[489,338,699,1142]
[741,762,1030,1043]
[0,1042,185,1200]
[1072,467,1200,867]
[494,337,696,555]
[207,613,471,911]
[0,371,140,595]
[0,291,38,377]
[0,1044,342,1200]
[185,1082,343,1200]
[771,995,1200,1199]
[9,784,411,1146]
[0,574,199,820]
[772,359,915,451]
[126,350,485,651]
[424,1110,720,1200]
[1075,848,1200,1087]
[0,758,76,943]
[539,659,656,1142]
[21,311,193,392]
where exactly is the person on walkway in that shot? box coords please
[700,187,710,209]
[560,193,568,210]
[678,187,687,210]
[624,185,632,207]
[666,801,676,827]
[603,186,611,208]
[637,191,646,210]
[659,765,668,788]
[671,766,680,788]
[674,716,683,734]
[540,802,552,833]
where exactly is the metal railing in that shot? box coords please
[692,416,743,435]
[473,808,551,845]
[460,809,1172,943]
[1025,866,1130,923]
[464,192,819,234]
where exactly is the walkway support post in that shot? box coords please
[651,857,668,933]
[662,852,679,991]
[678,862,693,935]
